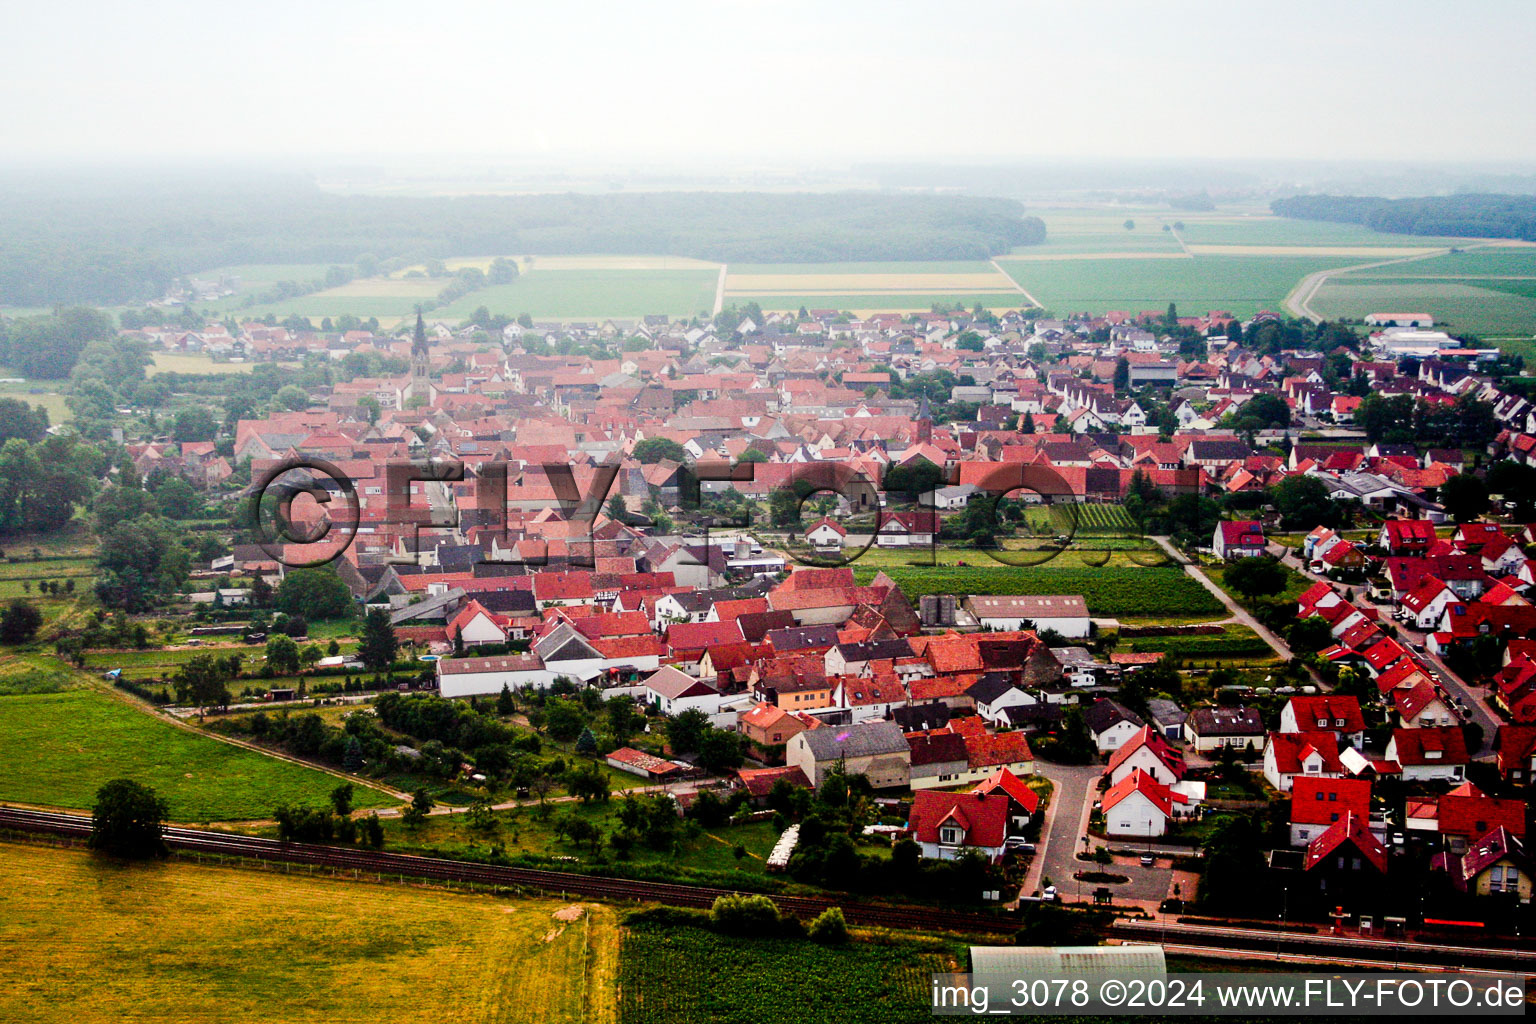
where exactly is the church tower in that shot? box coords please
[915,394,933,444]
[410,309,431,403]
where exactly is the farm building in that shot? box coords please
[436,653,558,697]
[963,595,1090,637]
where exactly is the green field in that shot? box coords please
[996,254,1365,317]
[729,292,1027,312]
[618,919,959,1024]
[441,269,719,319]
[1311,278,1536,341]
[0,840,617,1024]
[0,688,396,820]
[853,565,1223,618]
[0,379,71,422]
[727,260,1000,276]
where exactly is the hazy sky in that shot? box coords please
[5,0,1535,167]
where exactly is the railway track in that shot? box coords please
[0,806,1015,935]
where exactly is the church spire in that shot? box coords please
[412,308,429,355]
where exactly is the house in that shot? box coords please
[1435,782,1526,853]
[1102,769,1188,838]
[1183,706,1265,753]
[1385,726,1469,783]
[1433,827,1533,900]
[1393,680,1458,729]
[1380,518,1438,557]
[1083,699,1144,754]
[1213,520,1266,560]
[786,719,911,789]
[734,765,812,804]
[1278,695,1366,750]
[436,653,558,697]
[907,790,1010,861]
[738,701,817,759]
[963,595,1091,637]
[446,600,507,648]
[970,768,1040,833]
[957,727,1035,783]
[906,730,972,790]
[1494,724,1536,783]
[1303,812,1389,899]
[967,674,1036,726]
[875,509,939,548]
[1105,725,1186,787]
[641,665,726,717]
[606,747,686,782]
[804,517,846,552]
[1262,731,1344,792]
[1289,776,1372,848]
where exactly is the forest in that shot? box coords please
[0,172,1046,306]
[1271,192,1536,241]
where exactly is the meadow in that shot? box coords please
[0,841,617,1024]
[0,377,71,422]
[849,565,1223,618]
[617,919,961,1024]
[0,687,396,820]
[149,352,266,375]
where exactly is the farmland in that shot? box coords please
[996,254,1368,318]
[0,840,617,1024]
[850,565,1223,618]
[721,260,1026,312]
[440,268,720,320]
[617,919,961,1024]
[1023,503,1140,537]
[1308,246,1536,343]
[0,687,396,820]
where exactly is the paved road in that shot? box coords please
[1272,544,1498,758]
[1149,535,1302,667]
[1028,758,1173,905]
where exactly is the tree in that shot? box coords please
[0,599,42,644]
[357,395,381,425]
[151,476,200,519]
[0,397,49,445]
[575,726,598,755]
[172,406,219,443]
[544,699,586,743]
[632,437,688,464]
[276,568,353,620]
[403,787,435,827]
[90,779,168,859]
[1287,615,1334,654]
[358,607,398,671]
[666,708,710,755]
[329,782,355,818]
[361,813,385,849]
[807,906,849,944]
[94,516,190,611]
[276,385,310,411]
[1020,411,1035,434]
[174,653,231,712]
[1439,473,1490,523]
[265,633,301,675]
[1225,555,1286,600]
[1112,357,1129,391]
[697,727,746,774]
[567,762,611,803]
[497,683,516,717]
[606,493,628,523]
[1123,219,1135,231]
[1270,474,1338,531]
[606,697,638,745]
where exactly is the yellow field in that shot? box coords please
[1185,244,1442,258]
[0,840,618,1024]
[149,352,263,375]
[725,271,1015,293]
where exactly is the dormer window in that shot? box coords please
[1334,718,1345,727]
[939,825,962,846]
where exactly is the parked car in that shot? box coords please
[1139,854,1155,866]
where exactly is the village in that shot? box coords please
[52,292,1535,945]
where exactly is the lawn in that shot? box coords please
[617,918,963,1024]
[0,687,397,820]
[995,254,1366,317]
[149,352,268,375]
[852,565,1223,618]
[0,840,617,1024]
[0,379,71,422]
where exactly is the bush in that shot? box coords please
[709,893,781,935]
[808,906,849,945]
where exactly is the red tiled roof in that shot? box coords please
[1290,776,1371,827]
[1304,812,1387,873]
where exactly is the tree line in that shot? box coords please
[1272,193,1536,242]
[0,173,1047,306]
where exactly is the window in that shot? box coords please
[1316,792,1326,801]
[939,826,961,845]
[1335,718,1345,727]
[1328,792,1337,801]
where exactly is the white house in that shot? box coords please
[1386,726,1468,783]
[436,653,558,697]
[1084,699,1144,755]
[804,517,846,552]
[1105,726,1185,787]
[1102,769,1183,838]
[1262,731,1344,793]
[640,665,728,717]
